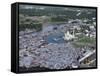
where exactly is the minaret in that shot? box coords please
[72,28,75,37]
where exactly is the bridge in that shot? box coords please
[79,50,96,67]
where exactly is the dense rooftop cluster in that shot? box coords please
[19,31,83,69]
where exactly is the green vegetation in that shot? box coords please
[19,6,96,32]
[19,14,42,31]
[19,7,96,20]
[51,16,68,22]
[78,36,95,44]
[72,36,95,47]
[19,22,42,31]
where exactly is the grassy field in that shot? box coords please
[72,36,96,48]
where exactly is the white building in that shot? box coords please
[63,30,76,41]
